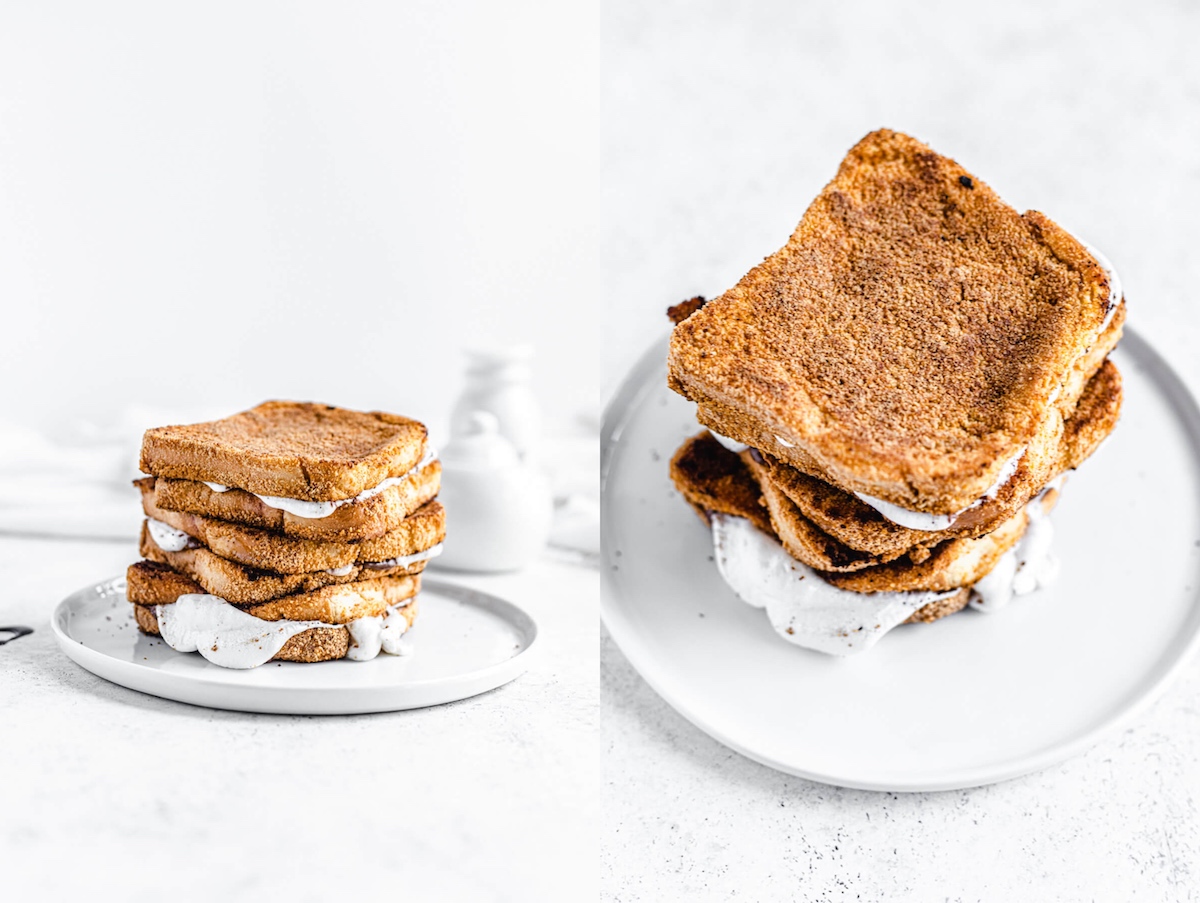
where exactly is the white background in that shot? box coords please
[602,1,1200,900]
[0,0,597,439]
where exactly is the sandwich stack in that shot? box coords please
[666,129,1124,655]
[127,401,444,668]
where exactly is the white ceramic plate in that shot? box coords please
[601,328,1200,791]
[53,578,537,714]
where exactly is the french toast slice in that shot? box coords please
[668,128,1121,515]
[138,520,426,604]
[139,401,428,501]
[137,479,444,575]
[755,356,1121,555]
[152,458,441,542]
[126,561,420,663]
[667,432,774,534]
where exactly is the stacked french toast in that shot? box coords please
[667,130,1124,655]
[127,401,444,667]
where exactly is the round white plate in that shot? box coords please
[601,328,1200,791]
[53,578,537,714]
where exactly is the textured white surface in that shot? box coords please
[0,538,597,901]
[602,0,1200,898]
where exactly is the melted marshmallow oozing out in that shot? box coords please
[154,594,416,669]
[202,447,438,520]
[710,513,960,656]
[364,543,444,570]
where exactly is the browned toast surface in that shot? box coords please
[130,602,351,663]
[670,431,1059,593]
[139,401,428,501]
[152,460,441,542]
[126,559,421,624]
[138,478,444,575]
[668,129,1119,514]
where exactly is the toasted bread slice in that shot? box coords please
[131,602,350,663]
[137,478,444,575]
[139,520,426,604]
[126,559,421,624]
[140,401,428,501]
[671,430,1059,593]
[669,441,975,623]
[756,356,1121,555]
[668,129,1121,515]
[153,459,440,542]
[126,562,419,663]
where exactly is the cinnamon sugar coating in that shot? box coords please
[669,129,1118,513]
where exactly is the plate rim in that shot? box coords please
[52,576,539,715]
[600,325,1200,791]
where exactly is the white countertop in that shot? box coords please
[601,1,1200,898]
[1,536,597,902]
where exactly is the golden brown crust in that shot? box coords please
[153,460,441,542]
[139,401,428,501]
[668,433,773,533]
[903,588,972,624]
[755,357,1121,555]
[226,574,420,623]
[126,559,421,624]
[137,478,444,575]
[668,128,1119,513]
[139,520,425,604]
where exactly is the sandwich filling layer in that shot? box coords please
[709,486,1059,655]
[710,513,958,655]
[323,543,443,575]
[203,448,438,519]
[155,593,415,669]
[363,542,444,570]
